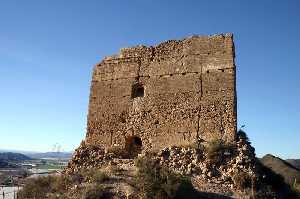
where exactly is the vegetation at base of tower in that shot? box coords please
[17,130,300,199]
[17,169,111,199]
[134,156,198,199]
[205,139,235,166]
[236,129,250,143]
[18,175,72,199]
[84,169,110,184]
[81,184,106,199]
[232,170,253,190]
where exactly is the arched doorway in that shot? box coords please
[124,136,142,158]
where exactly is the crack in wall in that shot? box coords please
[196,63,203,144]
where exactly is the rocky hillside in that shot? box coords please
[286,159,300,170]
[18,131,299,198]
[62,131,278,198]
[260,154,300,185]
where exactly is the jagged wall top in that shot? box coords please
[87,33,236,151]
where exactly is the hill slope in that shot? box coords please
[0,152,31,162]
[261,154,300,185]
[286,159,300,170]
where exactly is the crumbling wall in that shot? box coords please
[86,33,236,151]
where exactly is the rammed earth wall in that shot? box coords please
[86,33,237,151]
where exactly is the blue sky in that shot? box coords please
[0,0,299,158]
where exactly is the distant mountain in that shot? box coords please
[27,152,73,159]
[260,154,300,185]
[286,159,300,170]
[0,149,37,154]
[0,152,31,162]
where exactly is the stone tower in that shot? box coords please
[86,33,236,151]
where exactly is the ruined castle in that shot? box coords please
[85,33,236,152]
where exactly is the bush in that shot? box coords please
[205,139,235,165]
[75,168,110,184]
[134,156,197,199]
[232,170,253,190]
[18,176,51,198]
[84,169,110,184]
[68,172,85,184]
[104,164,123,176]
[237,129,250,142]
[292,179,300,198]
[18,174,85,199]
[82,184,106,199]
[18,175,71,199]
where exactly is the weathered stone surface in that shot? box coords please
[86,33,237,151]
[65,134,258,194]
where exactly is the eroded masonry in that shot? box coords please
[86,34,236,151]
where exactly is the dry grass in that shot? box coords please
[134,156,197,199]
[232,170,253,190]
[18,168,111,199]
[81,184,106,199]
[18,175,72,199]
[205,139,235,166]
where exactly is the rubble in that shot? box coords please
[65,135,258,192]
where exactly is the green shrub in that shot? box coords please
[134,156,197,199]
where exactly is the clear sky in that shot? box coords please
[0,0,299,158]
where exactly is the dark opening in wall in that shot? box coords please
[125,136,142,158]
[132,84,144,98]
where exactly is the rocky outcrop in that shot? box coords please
[150,136,257,189]
[64,141,108,174]
[261,154,300,185]
[65,135,258,193]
